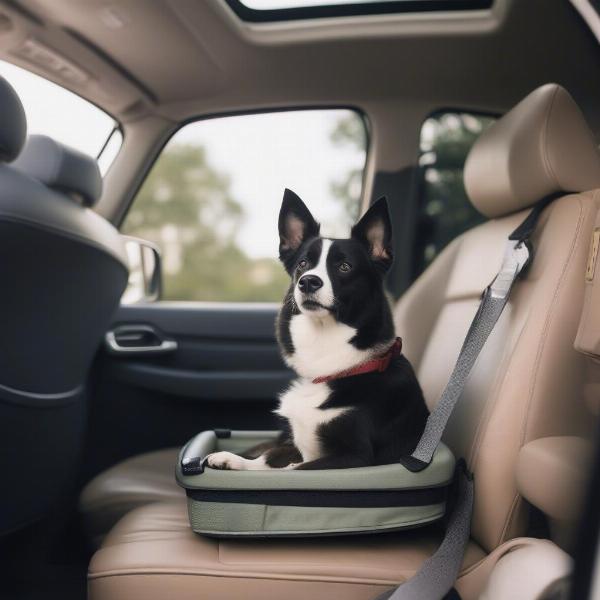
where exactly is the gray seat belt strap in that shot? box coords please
[376,465,473,600]
[400,237,530,472]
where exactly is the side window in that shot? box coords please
[0,60,122,174]
[413,112,495,278]
[122,110,367,302]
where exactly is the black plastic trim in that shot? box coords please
[188,485,447,508]
[224,0,493,23]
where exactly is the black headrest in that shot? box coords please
[12,134,102,206]
[0,76,27,162]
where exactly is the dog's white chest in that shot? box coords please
[276,380,348,463]
[286,314,369,380]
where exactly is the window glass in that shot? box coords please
[413,112,495,278]
[0,61,120,171]
[122,109,367,303]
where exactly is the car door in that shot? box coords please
[81,108,369,481]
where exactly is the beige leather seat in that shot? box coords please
[80,448,181,546]
[87,84,600,599]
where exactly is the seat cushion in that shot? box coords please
[479,539,570,600]
[88,501,486,600]
[80,448,183,546]
[454,537,571,600]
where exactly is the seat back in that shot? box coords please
[0,81,128,534]
[395,84,600,553]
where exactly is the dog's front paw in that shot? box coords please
[205,451,245,470]
[283,462,301,470]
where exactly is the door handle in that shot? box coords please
[105,325,178,356]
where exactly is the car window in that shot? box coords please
[122,109,367,303]
[0,60,121,174]
[412,111,495,278]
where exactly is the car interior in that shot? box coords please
[1,0,600,599]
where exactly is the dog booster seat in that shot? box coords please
[176,429,456,538]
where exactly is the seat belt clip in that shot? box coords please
[489,239,531,299]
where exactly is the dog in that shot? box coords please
[205,189,428,471]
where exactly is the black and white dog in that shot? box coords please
[206,189,428,471]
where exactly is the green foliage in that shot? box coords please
[415,113,494,274]
[329,114,367,226]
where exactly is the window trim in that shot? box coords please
[117,105,371,229]
[224,0,493,23]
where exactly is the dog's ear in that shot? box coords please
[278,189,320,267]
[351,197,393,272]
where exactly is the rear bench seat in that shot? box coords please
[87,84,600,599]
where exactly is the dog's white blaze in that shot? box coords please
[293,238,334,311]
[286,313,374,380]
[276,379,349,462]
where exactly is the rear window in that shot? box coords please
[412,111,495,278]
[0,61,121,174]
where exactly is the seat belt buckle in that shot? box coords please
[489,239,531,299]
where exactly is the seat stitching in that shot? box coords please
[539,85,561,189]
[88,568,405,586]
[500,194,588,546]
[520,195,586,446]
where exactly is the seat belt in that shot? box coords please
[377,193,560,600]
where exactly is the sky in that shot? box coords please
[172,110,365,257]
[0,60,366,260]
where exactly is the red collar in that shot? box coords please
[312,337,402,384]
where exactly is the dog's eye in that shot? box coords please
[339,262,352,272]
[297,259,308,270]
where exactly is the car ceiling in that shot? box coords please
[0,0,599,131]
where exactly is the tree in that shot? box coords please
[329,114,368,226]
[415,113,493,273]
[123,143,289,302]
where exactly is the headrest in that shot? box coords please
[12,134,102,206]
[464,84,600,218]
[0,76,27,162]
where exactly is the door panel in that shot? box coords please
[82,302,290,481]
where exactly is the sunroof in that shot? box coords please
[226,0,493,22]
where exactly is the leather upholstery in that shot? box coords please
[0,76,26,161]
[87,85,600,598]
[464,84,600,218]
[80,448,183,546]
[12,134,103,206]
[516,436,593,522]
[575,206,600,359]
[456,537,571,600]
[88,501,485,600]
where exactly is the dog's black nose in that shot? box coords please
[298,274,323,294]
